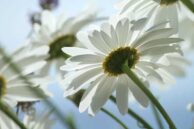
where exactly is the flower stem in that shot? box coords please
[110,96,153,129]
[0,101,27,129]
[101,108,129,129]
[121,63,176,129]
[151,103,164,129]
[181,0,194,14]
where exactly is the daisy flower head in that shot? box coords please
[30,7,101,76]
[0,44,51,107]
[61,17,184,115]
[0,45,51,129]
[116,0,190,33]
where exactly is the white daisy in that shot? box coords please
[30,8,102,77]
[116,0,191,33]
[0,45,51,129]
[61,18,183,115]
[0,45,51,106]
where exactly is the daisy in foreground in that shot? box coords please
[0,45,51,129]
[30,8,102,77]
[116,0,191,33]
[61,18,184,115]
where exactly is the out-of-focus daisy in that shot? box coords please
[61,18,184,115]
[0,45,51,106]
[116,0,192,33]
[0,45,51,129]
[30,8,103,77]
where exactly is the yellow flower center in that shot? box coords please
[48,34,76,60]
[160,0,178,5]
[103,47,139,76]
[0,75,7,99]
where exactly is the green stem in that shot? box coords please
[121,63,176,129]
[151,103,164,129]
[101,108,129,129]
[0,46,70,129]
[110,96,153,129]
[181,0,194,14]
[0,101,27,129]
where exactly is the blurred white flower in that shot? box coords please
[61,18,184,115]
[116,0,190,33]
[0,45,52,129]
[0,45,52,106]
[30,8,102,78]
[115,0,194,52]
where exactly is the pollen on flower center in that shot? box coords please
[0,75,7,98]
[103,47,139,76]
[160,0,178,5]
[48,34,76,60]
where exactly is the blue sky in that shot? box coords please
[0,0,194,129]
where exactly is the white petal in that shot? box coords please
[68,67,102,90]
[116,19,132,46]
[62,47,95,56]
[131,28,174,48]
[88,31,110,54]
[22,61,47,75]
[79,75,103,112]
[7,86,49,101]
[116,76,129,115]
[100,30,117,48]
[41,10,56,33]
[77,31,103,54]
[110,25,119,47]
[167,5,178,32]
[156,69,176,85]
[141,44,183,57]
[125,75,149,107]
[64,67,102,96]
[67,54,103,64]
[138,38,183,51]
[138,66,164,84]
[90,76,117,114]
